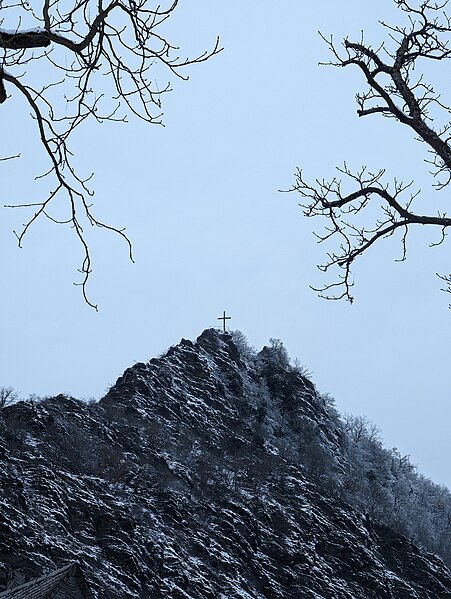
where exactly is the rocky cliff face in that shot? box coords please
[1,329,451,598]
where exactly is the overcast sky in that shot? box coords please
[1,1,451,488]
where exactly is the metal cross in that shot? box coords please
[217,310,231,333]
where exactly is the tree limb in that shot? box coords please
[0,0,221,307]
[296,0,451,303]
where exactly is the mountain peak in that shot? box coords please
[1,331,451,597]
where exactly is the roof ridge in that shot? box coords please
[0,562,80,598]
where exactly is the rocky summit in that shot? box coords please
[1,329,451,597]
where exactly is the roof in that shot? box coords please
[0,562,95,599]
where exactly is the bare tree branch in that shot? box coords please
[295,0,451,304]
[0,386,19,407]
[0,0,222,308]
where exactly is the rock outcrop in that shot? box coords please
[1,329,450,597]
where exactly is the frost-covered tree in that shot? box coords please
[340,411,451,563]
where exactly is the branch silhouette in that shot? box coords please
[294,0,451,304]
[0,0,221,308]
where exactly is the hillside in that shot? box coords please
[1,329,451,597]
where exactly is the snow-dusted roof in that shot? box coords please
[0,562,94,599]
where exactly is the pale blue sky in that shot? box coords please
[1,1,451,487]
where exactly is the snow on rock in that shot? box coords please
[0,328,450,597]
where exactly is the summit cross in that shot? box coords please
[217,310,231,333]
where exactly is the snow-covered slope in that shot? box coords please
[1,329,450,597]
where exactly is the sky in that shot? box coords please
[1,1,451,488]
